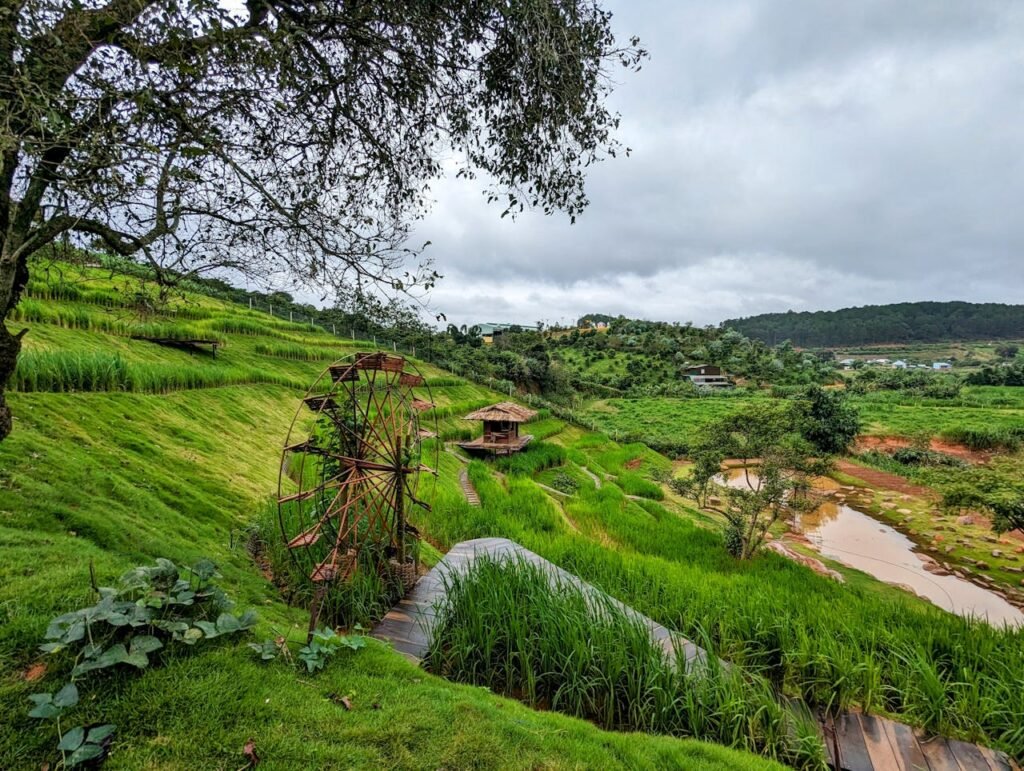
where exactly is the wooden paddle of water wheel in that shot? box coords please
[277,352,438,638]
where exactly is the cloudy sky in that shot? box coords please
[410,0,1024,329]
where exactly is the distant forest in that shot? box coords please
[723,302,1024,347]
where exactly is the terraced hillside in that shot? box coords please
[2,266,1022,768]
[0,268,775,769]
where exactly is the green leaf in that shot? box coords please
[38,642,64,654]
[86,724,116,744]
[63,621,87,643]
[153,619,189,634]
[67,743,104,766]
[339,635,367,651]
[123,650,150,669]
[130,635,163,655]
[194,620,218,638]
[27,693,61,720]
[73,644,128,676]
[53,682,80,708]
[216,613,241,634]
[237,609,258,630]
[57,726,85,752]
[191,558,218,581]
[181,627,203,645]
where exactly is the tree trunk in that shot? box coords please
[0,321,22,441]
[0,242,30,443]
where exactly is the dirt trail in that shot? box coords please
[833,459,934,498]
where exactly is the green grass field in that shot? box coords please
[3,264,1023,768]
[578,386,1024,453]
[0,267,775,770]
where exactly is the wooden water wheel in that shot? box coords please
[277,352,438,634]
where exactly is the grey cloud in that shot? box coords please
[406,2,1024,325]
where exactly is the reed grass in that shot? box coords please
[12,351,304,393]
[495,441,567,476]
[426,557,826,768]
[10,300,225,344]
[253,342,340,361]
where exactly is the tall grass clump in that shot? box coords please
[12,351,304,393]
[253,342,339,361]
[495,441,567,476]
[207,317,296,338]
[939,426,1024,452]
[615,471,665,500]
[426,557,826,768]
[424,376,466,387]
[129,321,226,345]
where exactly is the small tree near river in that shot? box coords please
[675,403,829,560]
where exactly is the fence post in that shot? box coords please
[351,329,355,340]
[248,297,252,310]
[289,310,293,322]
[269,304,273,317]
[373,335,377,347]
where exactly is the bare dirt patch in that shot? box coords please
[855,435,993,464]
[834,459,934,498]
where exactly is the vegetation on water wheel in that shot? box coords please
[277,353,438,634]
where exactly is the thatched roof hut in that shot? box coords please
[462,402,537,423]
[458,402,537,455]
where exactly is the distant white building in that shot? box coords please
[933,362,952,370]
[892,360,908,369]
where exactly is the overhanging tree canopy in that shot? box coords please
[0,0,645,440]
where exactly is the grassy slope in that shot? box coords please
[0,271,773,769]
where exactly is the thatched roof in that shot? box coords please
[463,401,537,423]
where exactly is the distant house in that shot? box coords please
[892,360,908,369]
[932,362,952,371]
[838,358,856,370]
[683,364,733,389]
[475,322,539,345]
[868,358,890,366]
[594,321,609,330]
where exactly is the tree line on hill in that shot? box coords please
[723,301,1024,347]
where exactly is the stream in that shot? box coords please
[716,468,1024,628]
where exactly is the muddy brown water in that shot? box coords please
[715,469,1024,628]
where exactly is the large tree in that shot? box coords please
[0,0,644,440]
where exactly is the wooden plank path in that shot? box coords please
[458,468,480,506]
[372,538,1018,771]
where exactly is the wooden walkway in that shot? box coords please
[372,538,1017,771]
[458,468,480,506]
